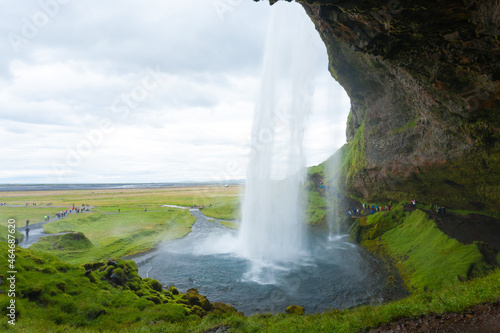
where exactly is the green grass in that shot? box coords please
[0,225,23,242]
[0,185,242,210]
[33,210,196,264]
[0,243,236,332]
[0,206,70,227]
[4,236,500,332]
[383,209,488,291]
[202,201,240,220]
[0,188,499,332]
[29,232,94,256]
[220,221,240,230]
[353,204,493,292]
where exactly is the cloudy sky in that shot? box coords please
[0,0,350,184]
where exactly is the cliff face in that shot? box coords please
[263,0,500,213]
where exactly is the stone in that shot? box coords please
[286,304,305,315]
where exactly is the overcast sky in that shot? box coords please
[0,0,350,184]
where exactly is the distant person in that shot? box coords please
[442,207,446,214]
[26,219,30,227]
[145,208,147,212]
[118,209,120,213]
[25,227,30,238]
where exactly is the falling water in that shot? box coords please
[324,153,343,240]
[237,2,318,282]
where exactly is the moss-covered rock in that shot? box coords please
[287,0,500,215]
[285,304,305,315]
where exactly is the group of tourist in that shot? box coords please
[21,204,92,240]
[432,203,446,214]
[362,203,391,214]
[26,202,37,206]
[345,203,392,217]
[191,204,211,208]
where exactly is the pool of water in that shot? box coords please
[136,209,403,314]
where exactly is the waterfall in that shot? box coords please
[324,154,342,240]
[237,2,317,282]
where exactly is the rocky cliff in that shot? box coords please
[261,0,499,213]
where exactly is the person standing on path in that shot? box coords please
[26,219,30,227]
[25,227,30,239]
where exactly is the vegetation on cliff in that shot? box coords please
[350,204,495,291]
[0,243,237,332]
[298,0,500,215]
[3,241,498,333]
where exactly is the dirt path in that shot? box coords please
[432,211,500,251]
[400,204,500,265]
[367,300,500,333]
[18,209,92,248]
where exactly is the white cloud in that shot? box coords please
[0,0,350,184]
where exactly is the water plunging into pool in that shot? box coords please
[235,1,316,283]
[137,209,400,314]
[135,3,406,314]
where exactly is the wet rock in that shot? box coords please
[107,260,118,267]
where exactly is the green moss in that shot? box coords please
[31,232,94,255]
[341,115,367,185]
[305,191,328,225]
[351,203,493,292]
[391,116,420,134]
[381,209,491,291]
[0,242,238,331]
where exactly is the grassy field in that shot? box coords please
[0,206,72,228]
[0,185,240,264]
[0,185,241,209]
[31,209,196,264]
[0,185,240,226]
[202,200,240,220]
